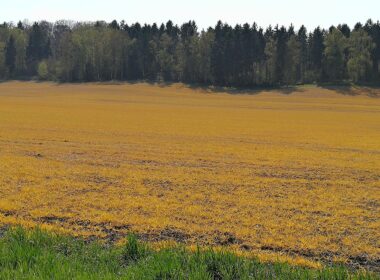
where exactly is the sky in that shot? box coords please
[1,0,379,31]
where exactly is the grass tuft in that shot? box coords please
[122,234,148,264]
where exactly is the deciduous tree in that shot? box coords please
[324,28,347,81]
[347,29,375,82]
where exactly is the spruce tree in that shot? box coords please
[297,25,308,82]
[5,35,16,77]
[309,27,325,82]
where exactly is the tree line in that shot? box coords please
[0,19,379,87]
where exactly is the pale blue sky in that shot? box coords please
[1,0,379,31]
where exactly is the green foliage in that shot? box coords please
[5,35,16,76]
[265,37,278,85]
[7,29,28,77]
[122,234,148,263]
[0,227,378,280]
[348,29,375,82]
[26,22,51,74]
[198,30,214,84]
[285,35,301,85]
[156,33,176,81]
[37,60,49,80]
[309,27,325,81]
[297,25,308,83]
[0,20,379,85]
[0,42,6,78]
[324,28,347,81]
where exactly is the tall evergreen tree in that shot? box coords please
[364,20,380,82]
[297,25,308,83]
[337,24,351,38]
[309,27,325,81]
[211,21,226,85]
[178,21,199,82]
[109,20,120,30]
[198,29,214,84]
[5,35,16,76]
[17,21,24,30]
[274,26,288,84]
[0,42,6,78]
[26,22,51,74]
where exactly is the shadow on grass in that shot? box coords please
[318,84,359,96]
[183,83,307,96]
[2,79,380,97]
[317,83,380,98]
[118,81,380,97]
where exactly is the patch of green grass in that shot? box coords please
[0,227,378,279]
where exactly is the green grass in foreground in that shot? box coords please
[0,227,378,280]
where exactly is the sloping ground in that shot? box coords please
[0,82,379,270]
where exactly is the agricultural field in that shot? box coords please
[0,82,379,271]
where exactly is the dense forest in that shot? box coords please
[0,19,379,86]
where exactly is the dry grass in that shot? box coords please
[0,81,379,269]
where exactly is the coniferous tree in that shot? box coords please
[274,26,288,84]
[253,24,266,85]
[364,20,380,82]
[338,24,351,38]
[0,42,6,78]
[109,20,120,30]
[178,21,198,82]
[211,21,226,85]
[5,35,16,77]
[309,27,325,82]
[26,22,51,74]
[0,19,378,86]
[17,21,24,30]
[198,29,214,84]
[297,25,308,83]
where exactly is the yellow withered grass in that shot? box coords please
[0,81,379,268]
